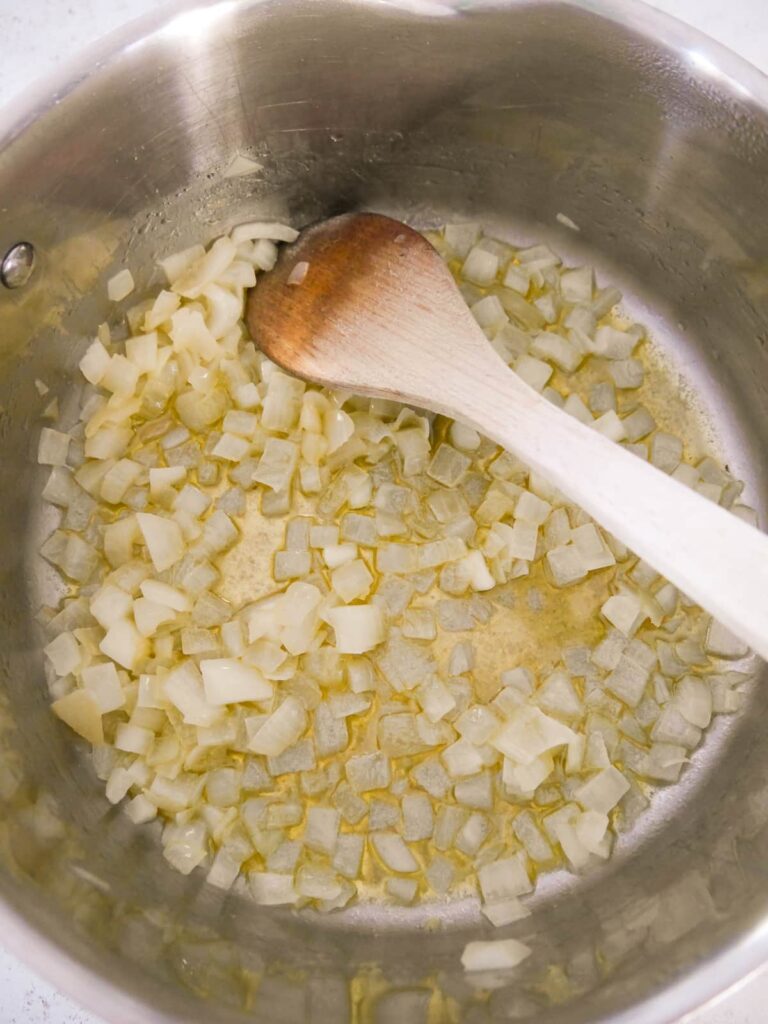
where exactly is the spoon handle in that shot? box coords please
[430,345,768,661]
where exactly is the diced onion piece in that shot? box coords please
[139,579,191,611]
[163,662,221,726]
[231,221,299,244]
[705,619,749,659]
[37,428,71,467]
[442,738,486,778]
[482,897,530,927]
[101,459,142,504]
[643,432,681,477]
[136,512,185,572]
[250,872,298,906]
[90,583,133,628]
[125,331,158,372]
[575,810,609,854]
[459,550,495,591]
[372,832,418,873]
[304,806,340,855]
[44,632,81,676]
[515,354,552,391]
[574,765,629,813]
[249,696,307,756]
[560,265,592,302]
[461,939,531,972]
[99,620,147,671]
[107,268,135,302]
[149,466,186,503]
[503,753,553,796]
[462,246,499,286]
[428,444,471,487]
[323,543,358,568]
[478,853,532,901]
[592,410,626,441]
[79,339,112,384]
[450,422,481,451]
[444,223,480,259]
[675,675,713,728]
[212,433,251,463]
[601,594,645,637]
[81,662,125,713]
[125,794,158,824]
[331,559,373,602]
[115,723,153,755]
[327,605,385,654]
[491,706,576,765]
[530,331,581,372]
[223,154,263,178]
[471,294,507,331]
[253,437,298,491]
[201,658,273,705]
[52,690,104,744]
[346,752,390,793]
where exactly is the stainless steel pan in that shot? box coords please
[1,1,768,1021]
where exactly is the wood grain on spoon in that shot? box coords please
[247,212,492,403]
[247,212,768,661]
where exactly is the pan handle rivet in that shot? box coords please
[1,242,35,289]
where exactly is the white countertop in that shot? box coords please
[0,0,767,1021]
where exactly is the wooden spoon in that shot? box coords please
[247,212,768,661]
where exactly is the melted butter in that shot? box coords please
[432,565,614,700]
[217,493,285,606]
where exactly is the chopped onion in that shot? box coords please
[231,221,299,244]
[201,658,273,705]
[136,512,185,572]
[249,696,306,756]
[491,706,575,765]
[107,269,135,302]
[574,765,630,814]
[461,938,531,972]
[39,222,746,919]
[51,690,104,744]
[372,832,418,873]
[327,605,385,654]
[81,662,125,713]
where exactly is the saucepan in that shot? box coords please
[1,0,768,1021]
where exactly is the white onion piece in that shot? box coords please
[461,939,531,972]
[37,428,71,467]
[136,513,185,572]
[139,579,190,611]
[81,663,125,713]
[99,620,147,671]
[478,854,532,901]
[574,766,630,814]
[482,897,530,927]
[248,696,306,756]
[231,221,299,244]
[201,659,273,705]
[372,832,418,873]
[250,872,298,906]
[327,605,385,654]
[163,663,221,727]
[107,269,135,302]
[51,690,104,744]
[491,707,576,765]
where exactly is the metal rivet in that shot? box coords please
[1,242,35,289]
